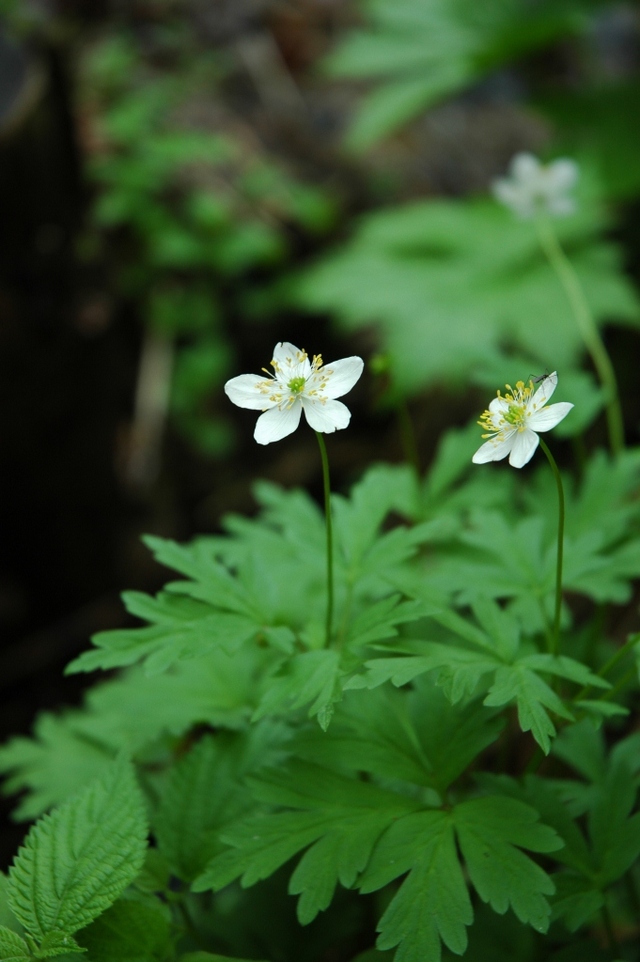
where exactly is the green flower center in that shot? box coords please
[288,376,306,395]
[504,403,526,428]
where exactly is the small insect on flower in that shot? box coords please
[224,341,364,445]
[472,372,573,469]
[529,371,551,385]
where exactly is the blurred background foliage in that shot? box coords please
[0,0,639,864]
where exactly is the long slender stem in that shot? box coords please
[600,900,621,956]
[538,438,565,657]
[315,432,334,646]
[535,215,624,456]
[396,396,421,475]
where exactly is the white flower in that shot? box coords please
[492,153,579,219]
[472,372,573,469]
[225,341,364,445]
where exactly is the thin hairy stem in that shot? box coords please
[315,432,334,646]
[535,215,624,455]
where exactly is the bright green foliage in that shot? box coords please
[0,926,31,962]
[324,0,594,148]
[2,2,640,960]
[193,760,423,914]
[193,679,558,960]
[480,726,640,936]
[0,649,264,819]
[153,729,284,883]
[293,684,502,796]
[1,447,640,959]
[7,759,147,947]
[361,798,557,961]
[347,599,609,752]
[291,197,638,395]
[63,475,441,730]
[69,593,259,675]
[453,797,561,928]
[75,896,172,962]
[363,812,472,962]
[360,796,559,962]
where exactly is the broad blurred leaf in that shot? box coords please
[292,197,638,395]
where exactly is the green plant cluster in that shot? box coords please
[79,33,335,455]
[1,445,640,961]
[326,0,640,188]
[288,184,638,401]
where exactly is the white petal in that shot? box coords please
[272,342,302,365]
[272,342,309,380]
[511,152,540,183]
[548,158,579,191]
[302,398,351,433]
[472,434,515,464]
[529,401,574,433]
[254,404,302,444]
[529,371,558,408]
[492,181,532,218]
[508,429,539,468]
[320,357,364,399]
[489,396,510,415]
[225,374,274,411]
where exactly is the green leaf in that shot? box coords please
[344,70,472,151]
[0,926,30,962]
[588,759,640,884]
[344,596,433,649]
[154,731,275,882]
[346,644,498,700]
[292,197,638,394]
[484,664,573,754]
[0,649,263,819]
[325,0,581,147]
[519,654,609,691]
[0,878,20,939]
[8,759,147,940]
[67,596,259,675]
[551,873,603,931]
[454,796,561,931]
[294,681,501,795]
[360,811,472,962]
[142,536,259,618]
[33,932,85,958]
[75,896,171,962]
[551,718,606,783]
[193,760,421,917]
[253,650,343,728]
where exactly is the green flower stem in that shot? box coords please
[315,432,334,646]
[396,396,421,475]
[600,900,621,956]
[535,214,624,456]
[538,438,565,657]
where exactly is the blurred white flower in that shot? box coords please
[225,341,364,445]
[472,372,573,469]
[492,153,579,219]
